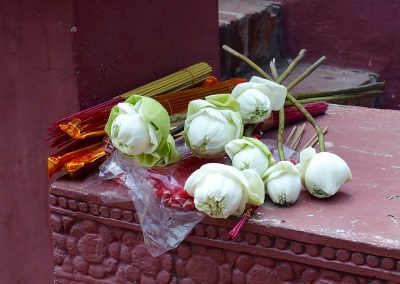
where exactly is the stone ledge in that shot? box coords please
[50,195,400,282]
[50,105,400,283]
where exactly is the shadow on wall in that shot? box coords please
[280,0,400,110]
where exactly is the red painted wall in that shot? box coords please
[280,0,400,109]
[73,1,220,108]
[0,1,219,283]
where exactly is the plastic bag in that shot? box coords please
[84,138,223,256]
[263,138,300,164]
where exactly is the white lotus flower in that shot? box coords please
[297,147,352,198]
[110,103,158,156]
[184,163,265,218]
[249,76,287,110]
[225,137,275,177]
[231,82,273,124]
[184,94,243,157]
[264,161,301,205]
[105,96,181,167]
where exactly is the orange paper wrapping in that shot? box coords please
[48,142,105,177]
[59,119,106,140]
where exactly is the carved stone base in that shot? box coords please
[51,210,388,284]
[50,192,399,284]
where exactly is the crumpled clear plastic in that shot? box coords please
[83,138,223,256]
[82,137,298,256]
[263,138,300,164]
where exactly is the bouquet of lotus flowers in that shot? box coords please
[50,44,385,255]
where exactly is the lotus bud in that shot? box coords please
[249,76,287,110]
[264,161,302,205]
[184,163,265,218]
[105,96,181,167]
[225,137,275,177]
[110,108,159,155]
[231,82,273,123]
[184,94,243,157]
[297,147,352,198]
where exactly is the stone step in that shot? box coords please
[219,0,282,79]
[281,63,378,93]
[232,61,380,108]
[218,0,381,108]
[284,63,380,108]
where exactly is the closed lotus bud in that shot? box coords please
[110,103,159,156]
[297,148,352,198]
[184,163,265,218]
[249,76,287,110]
[264,161,302,205]
[225,137,275,177]
[184,94,243,157]
[231,82,272,124]
[105,96,181,167]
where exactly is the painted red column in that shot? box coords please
[0,1,219,283]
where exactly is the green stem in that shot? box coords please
[223,45,326,153]
[277,108,285,160]
[286,56,326,91]
[286,93,325,151]
[270,59,279,81]
[275,50,308,159]
[222,45,274,81]
[223,45,283,157]
[277,49,306,84]
[293,82,385,100]
[281,55,327,152]
[284,91,382,106]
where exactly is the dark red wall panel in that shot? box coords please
[0,1,219,283]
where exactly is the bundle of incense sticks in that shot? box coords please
[254,101,328,132]
[283,124,329,152]
[285,123,306,151]
[48,77,243,153]
[301,126,328,150]
[156,78,245,115]
[273,101,328,126]
[48,62,212,149]
[47,78,247,177]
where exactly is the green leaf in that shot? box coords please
[205,94,240,112]
[105,105,120,136]
[242,137,276,167]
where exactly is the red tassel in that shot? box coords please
[228,206,257,239]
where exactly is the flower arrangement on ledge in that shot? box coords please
[47,45,383,255]
[101,46,355,237]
